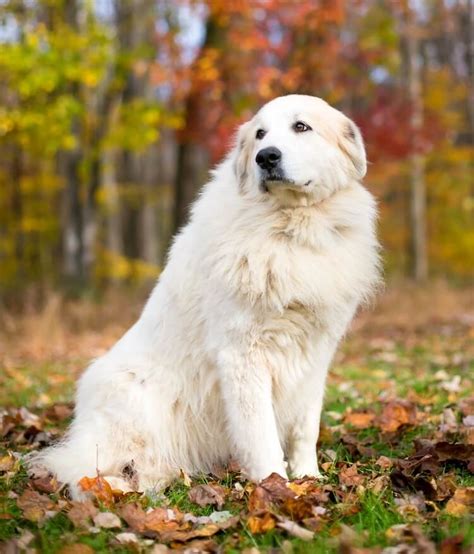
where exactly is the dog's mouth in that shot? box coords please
[260,171,311,193]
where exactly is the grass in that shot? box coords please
[1,296,473,552]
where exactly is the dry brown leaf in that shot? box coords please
[45,404,73,422]
[93,511,121,529]
[17,489,54,522]
[259,473,295,503]
[344,411,376,429]
[78,475,114,506]
[118,502,146,532]
[286,480,314,496]
[157,514,238,542]
[67,500,98,528]
[0,453,16,472]
[178,538,217,552]
[444,487,474,516]
[459,398,474,417]
[386,524,437,553]
[159,523,220,543]
[247,512,276,534]
[115,532,139,544]
[144,508,182,534]
[302,516,326,533]
[375,456,393,470]
[180,469,192,487]
[439,535,465,554]
[281,496,315,520]
[188,483,227,509]
[31,475,60,494]
[339,464,365,487]
[248,485,272,512]
[367,475,389,494]
[378,400,417,433]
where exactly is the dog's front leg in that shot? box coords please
[218,349,287,482]
[286,354,333,479]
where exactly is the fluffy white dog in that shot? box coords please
[35,95,381,498]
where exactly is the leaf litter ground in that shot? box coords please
[0,288,473,553]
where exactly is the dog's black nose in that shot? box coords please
[256,147,282,170]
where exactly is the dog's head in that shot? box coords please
[233,95,366,202]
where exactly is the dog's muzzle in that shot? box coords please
[256,146,287,187]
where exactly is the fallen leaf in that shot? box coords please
[118,502,146,532]
[260,472,294,502]
[15,530,35,550]
[463,415,474,427]
[150,545,170,554]
[115,532,139,544]
[31,474,60,494]
[385,523,436,553]
[67,500,98,528]
[159,523,221,543]
[385,523,411,542]
[439,534,465,554]
[209,510,233,524]
[0,453,16,472]
[145,512,180,534]
[78,475,114,506]
[394,493,426,520]
[93,511,122,528]
[375,455,393,469]
[247,512,276,534]
[344,411,376,429]
[17,489,54,522]
[180,469,192,487]
[367,474,389,494]
[444,487,474,516]
[339,464,365,487]
[188,483,227,509]
[459,398,474,417]
[248,485,272,512]
[45,404,73,422]
[378,400,417,433]
[286,480,313,496]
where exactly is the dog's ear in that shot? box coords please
[338,119,367,180]
[233,120,254,193]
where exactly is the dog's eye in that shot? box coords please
[293,121,312,133]
[255,129,266,140]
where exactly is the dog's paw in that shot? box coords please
[246,463,288,483]
[290,469,323,480]
[288,459,322,480]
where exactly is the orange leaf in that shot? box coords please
[344,411,376,429]
[378,400,417,433]
[78,475,114,506]
[444,487,474,516]
[339,464,365,487]
[247,512,276,534]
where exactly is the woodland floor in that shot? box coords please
[0,282,473,553]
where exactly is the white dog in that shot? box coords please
[34,95,381,498]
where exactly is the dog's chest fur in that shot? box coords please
[212,186,378,331]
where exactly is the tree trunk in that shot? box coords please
[59,0,87,286]
[174,135,209,232]
[60,144,84,284]
[115,0,158,264]
[405,13,428,281]
[173,17,224,233]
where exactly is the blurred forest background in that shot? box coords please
[1,6,473,551]
[0,0,473,307]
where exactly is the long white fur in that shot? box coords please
[32,95,381,498]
